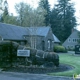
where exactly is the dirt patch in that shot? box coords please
[3,63,74,74]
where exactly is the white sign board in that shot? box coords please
[17,50,30,57]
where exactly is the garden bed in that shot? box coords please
[3,63,74,74]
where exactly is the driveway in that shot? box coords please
[0,72,73,80]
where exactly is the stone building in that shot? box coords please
[0,22,60,51]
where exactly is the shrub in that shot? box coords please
[45,52,59,67]
[54,45,67,53]
[0,41,19,67]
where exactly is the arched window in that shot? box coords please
[48,39,52,51]
[48,40,50,49]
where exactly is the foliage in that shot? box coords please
[0,0,3,14]
[39,0,51,26]
[1,14,18,25]
[0,0,18,25]
[31,7,46,26]
[0,41,19,67]
[15,2,46,27]
[15,2,27,26]
[54,45,67,53]
[0,1,46,26]
[1,0,9,22]
[0,43,59,67]
[50,0,77,42]
[23,48,59,67]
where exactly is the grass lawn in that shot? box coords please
[49,53,80,77]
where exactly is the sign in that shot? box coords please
[75,45,80,54]
[17,50,30,57]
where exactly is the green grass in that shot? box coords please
[49,53,80,77]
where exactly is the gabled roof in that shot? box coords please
[0,23,50,40]
[62,29,79,46]
[26,27,50,37]
[0,22,28,40]
[0,23,60,42]
[53,34,60,43]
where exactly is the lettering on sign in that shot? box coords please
[17,50,30,57]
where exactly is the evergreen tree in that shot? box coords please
[0,0,3,21]
[39,0,51,26]
[1,0,9,22]
[15,2,26,26]
[0,0,3,11]
[50,0,77,42]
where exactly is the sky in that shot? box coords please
[7,0,57,15]
[7,0,80,30]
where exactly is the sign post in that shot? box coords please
[17,49,30,66]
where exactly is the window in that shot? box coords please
[68,38,71,42]
[73,39,75,42]
[72,38,78,43]
[74,39,76,42]
[48,40,50,49]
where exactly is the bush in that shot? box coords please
[54,45,67,53]
[45,52,59,67]
[0,41,19,67]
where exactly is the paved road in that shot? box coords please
[0,72,73,80]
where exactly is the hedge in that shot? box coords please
[54,45,67,53]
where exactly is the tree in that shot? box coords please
[15,2,47,49]
[15,2,46,27]
[0,0,3,21]
[50,0,77,42]
[1,0,9,22]
[15,2,26,26]
[0,0,17,25]
[39,0,51,26]
[0,0,3,11]
[3,14,18,25]
[29,7,46,26]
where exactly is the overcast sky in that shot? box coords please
[7,0,57,15]
[7,0,80,30]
